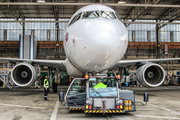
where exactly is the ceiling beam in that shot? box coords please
[6,6,24,26]
[22,0,30,17]
[0,15,179,21]
[35,6,41,17]
[123,0,139,19]
[3,0,26,26]
[155,1,179,20]
[157,1,180,29]
[126,0,161,27]
[159,13,180,29]
[0,3,180,8]
[0,20,180,25]
[51,0,58,20]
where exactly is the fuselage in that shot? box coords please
[63,4,128,75]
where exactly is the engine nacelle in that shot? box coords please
[11,63,37,87]
[136,63,165,87]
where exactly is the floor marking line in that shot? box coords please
[136,99,180,116]
[136,109,158,110]
[135,115,180,119]
[50,98,59,120]
[127,115,134,120]
[112,115,133,120]
[150,103,180,115]
[0,103,43,109]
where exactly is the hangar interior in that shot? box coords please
[1,0,180,87]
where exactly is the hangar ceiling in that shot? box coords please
[0,0,180,25]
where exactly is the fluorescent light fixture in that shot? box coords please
[37,0,45,3]
[117,1,126,4]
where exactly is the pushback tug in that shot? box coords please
[59,74,148,114]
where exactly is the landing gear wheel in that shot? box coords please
[53,83,57,93]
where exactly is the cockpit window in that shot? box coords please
[115,13,120,19]
[101,11,117,19]
[68,13,82,26]
[82,11,99,19]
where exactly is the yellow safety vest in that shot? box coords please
[94,83,107,90]
[44,79,49,88]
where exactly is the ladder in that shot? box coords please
[0,63,14,89]
[0,75,12,89]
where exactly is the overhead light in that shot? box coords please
[117,0,126,4]
[37,0,45,3]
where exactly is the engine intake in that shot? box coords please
[136,63,165,87]
[11,63,36,87]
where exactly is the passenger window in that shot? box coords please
[68,13,82,26]
[101,11,117,19]
[82,11,99,19]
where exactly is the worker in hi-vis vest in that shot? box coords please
[94,80,107,90]
[44,76,49,101]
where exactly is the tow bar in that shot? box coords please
[102,100,106,115]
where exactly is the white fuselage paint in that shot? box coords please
[63,4,128,77]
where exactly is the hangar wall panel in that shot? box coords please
[0,19,180,43]
[127,20,156,42]
[0,19,23,41]
[160,21,180,42]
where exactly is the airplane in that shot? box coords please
[0,4,180,88]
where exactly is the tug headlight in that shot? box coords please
[86,99,92,104]
[116,99,123,104]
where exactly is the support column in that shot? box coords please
[55,22,60,58]
[48,67,52,87]
[23,18,25,35]
[156,20,160,58]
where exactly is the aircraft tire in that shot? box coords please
[53,83,57,93]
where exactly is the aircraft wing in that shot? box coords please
[114,58,180,68]
[0,58,66,70]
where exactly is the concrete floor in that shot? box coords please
[0,86,180,120]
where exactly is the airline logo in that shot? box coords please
[65,32,69,42]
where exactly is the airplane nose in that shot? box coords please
[82,20,128,71]
[85,20,127,53]
[85,19,127,44]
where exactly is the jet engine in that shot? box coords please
[11,63,37,87]
[136,63,165,87]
